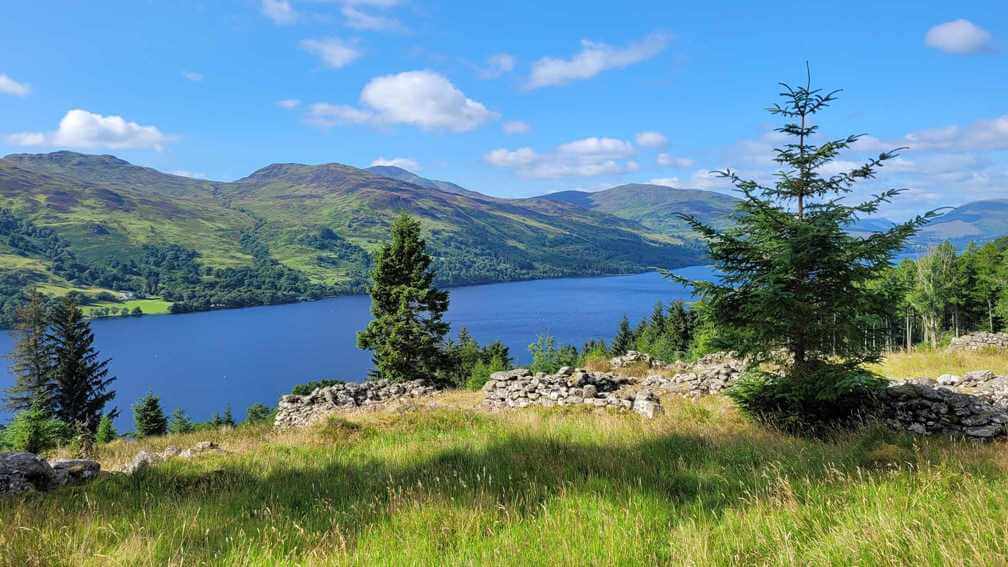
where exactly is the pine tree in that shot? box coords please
[611,315,635,356]
[168,408,194,434]
[221,405,235,427]
[666,301,695,354]
[95,414,117,444]
[357,214,450,382]
[133,392,167,437]
[5,290,54,413]
[47,297,117,433]
[244,403,273,425]
[677,70,933,426]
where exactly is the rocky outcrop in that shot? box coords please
[641,352,747,397]
[480,367,663,418]
[1,452,101,496]
[880,376,1008,440]
[274,379,438,429]
[123,441,224,474]
[948,332,1008,352]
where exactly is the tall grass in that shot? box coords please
[870,348,1008,379]
[2,395,1007,565]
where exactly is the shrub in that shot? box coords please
[291,379,344,396]
[726,362,886,435]
[244,403,274,425]
[168,408,194,434]
[133,393,168,437]
[528,335,578,374]
[95,414,117,444]
[464,354,509,390]
[1,405,70,454]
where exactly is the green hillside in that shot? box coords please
[532,183,739,236]
[912,199,1008,248]
[0,152,704,326]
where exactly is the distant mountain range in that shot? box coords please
[1,151,1004,320]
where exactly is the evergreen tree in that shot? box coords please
[95,414,117,444]
[244,403,273,425]
[677,70,932,427]
[611,315,635,356]
[133,392,167,437]
[666,300,695,354]
[221,405,235,427]
[47,297,117,433]
[168,408,194,434]
[968,242,1005,331]
[357,214,450,382]
[5,290,54,413]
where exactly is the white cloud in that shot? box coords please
[648,177,681,187]
[635,131,667,148]
[183,71,203,82]
[502,120,531,134]
[300,37,361,69]
[7,109,171,151]
[371,156,420,171]
[0,74,31,97]
[277,98,301,109]
[903,114,1008,151]
[479,53,517,78]
[657,153,693,168]
[485,136,639,179]
[169,170,207,179]
[342,6,402,31]
[261,0,297,24]
[309,71,496,132]
[925,19,994,54]
[527,33,670,89]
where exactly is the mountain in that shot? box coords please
[532,183,739,237]
[912,199,1008,248]
[365,165,484,199]
[0,152,706,324]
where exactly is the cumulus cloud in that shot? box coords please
[0,74,30,96]
[925,19,994,54]
[261,0,297,24]
[300,37,361,69]
[657,153,694,168]
[502,120,531,134]
[277,98,301,109]
[371,156,420,171]
[307,71,496,132]
[635,131,667,148]
[485,136,639,179]
[527,33,670,89]
[183,71,203,82]
[6,109,171,151]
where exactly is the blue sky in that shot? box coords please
[1,1,1005,218]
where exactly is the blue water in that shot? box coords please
[0,267,714,429]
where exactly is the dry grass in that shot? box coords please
[870,348,1008,379]
[4,394,1008,565]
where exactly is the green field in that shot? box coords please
[81,298,174,317]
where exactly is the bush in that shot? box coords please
[726,362,886,435]
[1,406,70,454]
[528,335,578,374]
[464,354,509,390]
[133,393,168,437]
[244,403,274,425]
[95,414,117,444]
[291,379,344,396]
[168,408,194,434]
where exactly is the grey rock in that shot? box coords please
[1,452,55,495]
[49,459,101,486]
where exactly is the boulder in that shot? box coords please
[0,452,55,495]
[49,459,101,486]
[632,391,663,419]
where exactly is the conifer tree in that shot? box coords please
[47,297,117,433]
[168,408,194,434]
[5,290,54,413]
[133,392,167,437]
[677,69,933,425]
[357,214,450,382]
[611,315,635,356]
[95,414,117,444]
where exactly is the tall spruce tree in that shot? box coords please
[133,392,167,437]
[611,315,635,356]
[357,214,450,382]
[5,290,54,413]
[678,70,933,386]
[47,297,117,433]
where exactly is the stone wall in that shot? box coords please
[480,367,662,418]
[880,373,1008,439]
[640,352,746,396]
[948,332,1008,352]
[274,379,438,429]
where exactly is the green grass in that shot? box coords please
[870,348,1008,379]
[3,394,1007,566]
[82,298,173,316]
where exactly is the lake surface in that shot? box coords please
[0,266,714,429]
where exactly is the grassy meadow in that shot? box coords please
[4,348,1008,567]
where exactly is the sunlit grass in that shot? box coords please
[4,395,1007,566]
[870,348,1008,379]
